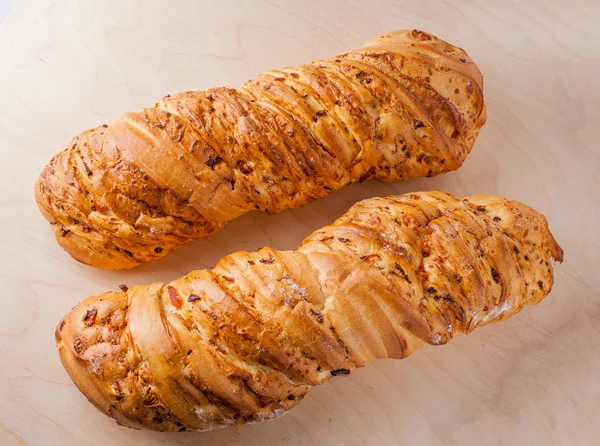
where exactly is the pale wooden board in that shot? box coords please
[0,0,599,444]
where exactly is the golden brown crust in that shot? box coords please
[36,30,486,269]
[56,191,561,432]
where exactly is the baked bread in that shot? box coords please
[36,30,486,269]
[56,191,562,432]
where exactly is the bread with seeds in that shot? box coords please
[56,191,562,432]
[36,30,486,269]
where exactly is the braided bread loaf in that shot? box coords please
[56,191,562,432]
[36,30,486,269]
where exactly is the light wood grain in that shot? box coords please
[0,0,599,444]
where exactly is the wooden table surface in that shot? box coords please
[1,0,598,444]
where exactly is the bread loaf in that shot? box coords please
[36,30,486,269]
[56,191,562,432]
